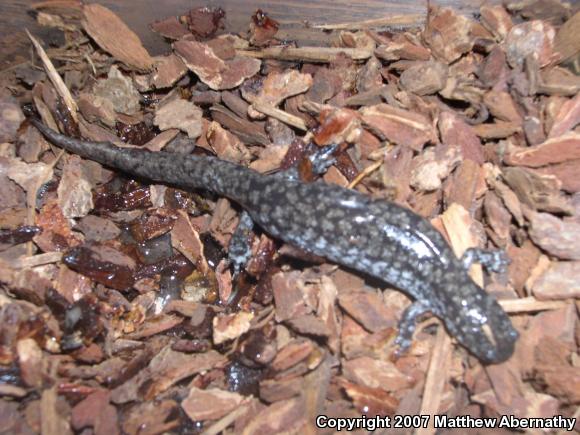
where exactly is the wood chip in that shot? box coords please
[529,212,580,260]
[82,4,153,71]
[237,46,373,63]
[175,40,261,90]
[360,103,435,150]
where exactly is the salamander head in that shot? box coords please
[442,275,518,364]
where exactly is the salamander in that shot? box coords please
[31,118,518,363]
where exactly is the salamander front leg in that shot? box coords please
[228,210,254,277]
[281,143,338,181]
[461,248,509,274]
[394,301,431,355]
[309,143,338,175]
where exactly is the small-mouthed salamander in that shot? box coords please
[31,118,517,363]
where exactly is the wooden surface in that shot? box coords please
[0,0,489,69]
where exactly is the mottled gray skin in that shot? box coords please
[31,119,518,363]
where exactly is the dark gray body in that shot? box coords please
[31,119,518,363]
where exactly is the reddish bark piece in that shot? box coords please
[16,338,43,388]
[94,66,141,115]
[473,378,558,421]
[121,400,179,435]
[34,200,82,252]
[483,190,511,246]
[212,311,253,344]
[480,4,513,41]
[400,61,448,96]
[410,145,461,192]
[72,343,104,364]
[337,290,397,333]
[246,234,277,276]
[242,398,307,434]
[507,240,541,295]
[339,379,399,416]
[129,207,177,242]
[381,145,414,204]
[502,166,571,214]
[206,37,236,60]
[270,339,315,373]
[57,155,94,219]
[483,90,523,124]
[210,104,269,146]
[238,327,277,366]
[374,33,431,62]
[174,40,261,90]
[356,56,383,93]
[154,99,203,139]
[445,159,483,212]
[0,178,25,213]
[472,121,521,140]
[532,261,580,300]
[241,70,313,119]
[82,4,153,71]
[76,215,120,242]
[529,212,580,260]
[186,6,225,39]
[259,376,304,402]
[342,356,414,392]
[265,117,296,146]
[323,166,348,187]
[171,211,210,274]
[286,314,330,337]
[249,9,279,46]
[182,387,245,421]
[111,347,227,403]
[360,103,435,151]
[528,306,577,362]
[548,93,580,138]
[535,160,580,193]
[0,399,35,432]
[439,111,484,164]
[71,390,119,435]
[207,121,251,163]
[272,271,310,322]
[504,133,580,167]
[540,67,580,98]
[422,6,474,63]
[313,108,362,146]
[40,387,72,435]
[532,337,580,405]
[479,46,508,88]
[62,243,137,291]
[9,268,51,305]
[505,20,556,69]
[151,54,188,89]
[55,265,92,304]
[126,314,184,340]
[3,158,53,202]
[150,16,189,40]
[0,96,25,143]
[77,93,116,127]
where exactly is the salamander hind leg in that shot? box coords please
[394,301,432,356]
[228,210,254,277]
